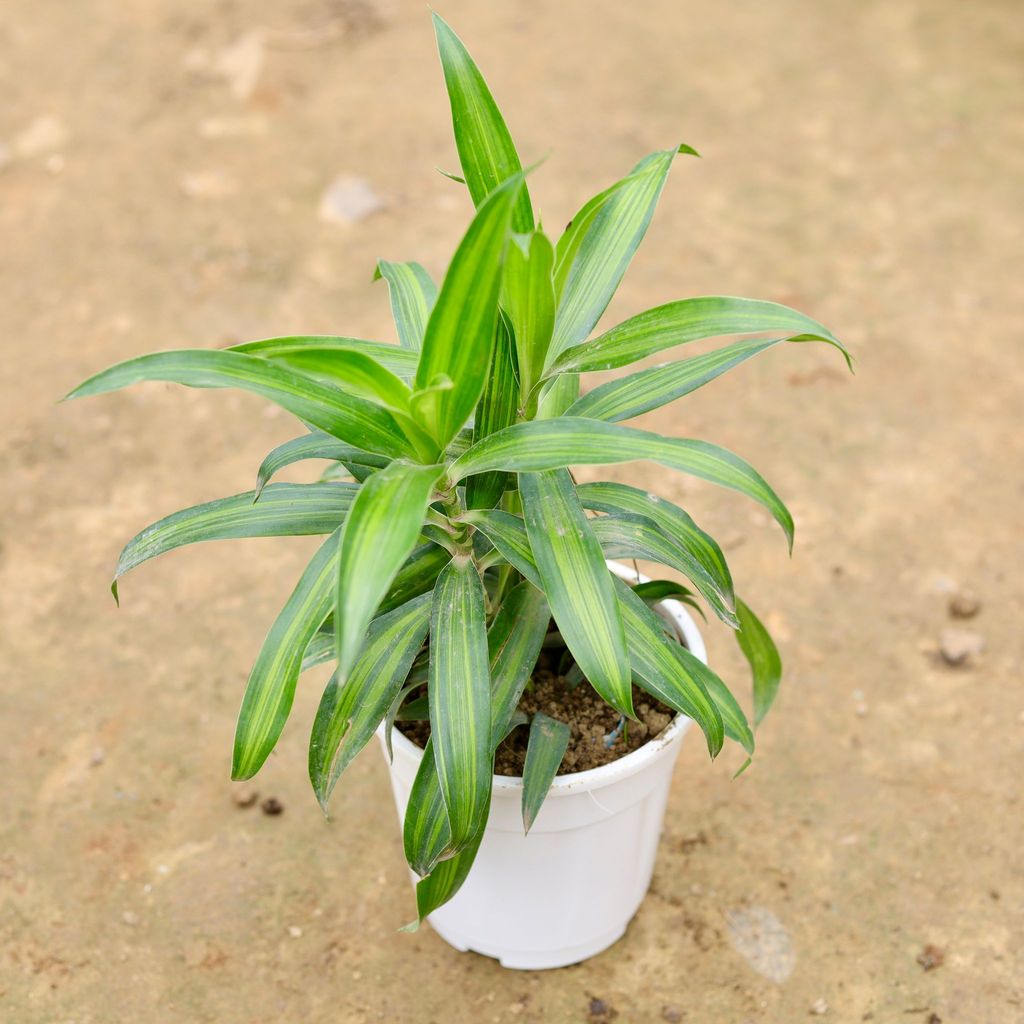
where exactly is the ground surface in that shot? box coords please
[2,1,1022,1021]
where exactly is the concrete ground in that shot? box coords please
[2,0,1021,1020]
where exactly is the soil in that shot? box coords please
[2,2,1022,1022]
[396,648,677,775]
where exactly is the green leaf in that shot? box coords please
[520,470,632,717]
[255,432,389,499]
[553,176,632,301]
[428,557,492,852]
[567,337,781,422]
[464,313,518,509]
[232,530,340,780]
[432,12,534,232]
[112,483,357,600]
[735,598,782,725]
[536,372,580,419]
[461,509,541,588]
[413,175,522,448]
[303,544,450,674]
[374,260,438,351]
[548,148,679,361]
[485,580,550,746]
[248,348,413,414]
[309,594,431,808]
[404,580,547,883]
[632,579,706,620]
[589,513,738,628]
[335,462,443,680]
[65,349,414,458]
[577,482,734,609]
[521,713,570,833]
[452,418,794,550]
[503,230,555,400]
[231,335,418,381]
[550,295,849,375]
[631,579,695,602]
[411,825,486,926]
[613,580,725,757]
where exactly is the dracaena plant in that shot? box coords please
[66,14,850,922]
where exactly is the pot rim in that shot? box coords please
[387,560,706,798]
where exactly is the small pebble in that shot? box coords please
[261,796,284,816]
[938,628,984,667]
[916,944,945,971]
[948,590,980,619]
[588,997,609,1017]
[662,1007,683,1023]
[122,911,139,926]
[809,998,828,1015]
[318,174,384,225]
[89,748,105,767]
[232,788,259,808]
[287,925,303,938]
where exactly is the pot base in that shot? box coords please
[428,917,627,971]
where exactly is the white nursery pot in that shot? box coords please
[378,562,706,970]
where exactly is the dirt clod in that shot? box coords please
[260,797,284,816]
[588,997,615,1018]
[938,629,984,667]
[916,944,945,971]
[948,590,980,619]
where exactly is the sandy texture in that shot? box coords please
[2,1,1022,1021]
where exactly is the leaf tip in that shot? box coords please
[110,580,120,606]
[676,142,701,158]
[732,756,753,779]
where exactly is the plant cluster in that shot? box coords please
[68,15,849,921]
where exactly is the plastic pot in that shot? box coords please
[378,562,706,970]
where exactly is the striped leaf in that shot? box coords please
[374,260,437,350]
[255,432,388,499]
[504,230,555,401]
[486,580,551,746]
[461,509,540,588]
[335,462,443,680]
[428,557,492,852]
[577,482,734,609]
[404,580,547,880]
[550,295,848,375]
[247,348,413,413]
[233,530,341,780]
[614,580,725,757]
[548,147,680,361]
[568,337,782,422]
[433,12,534,232]
[309,594,431,808]
[65,349,414,458]
[410,826,486,927]
[112,483,357,600]
[520,470,633,717]
[735,598,782,725]
[451,418,794,549]
[590,513,738,627]
[464,313,518,509]
[231,335,418,381]
[302,544,450,675]
[554,176,632,301]
[413,175,522,448]
[521,713,570,833]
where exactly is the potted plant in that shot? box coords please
[66,14,849,970]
